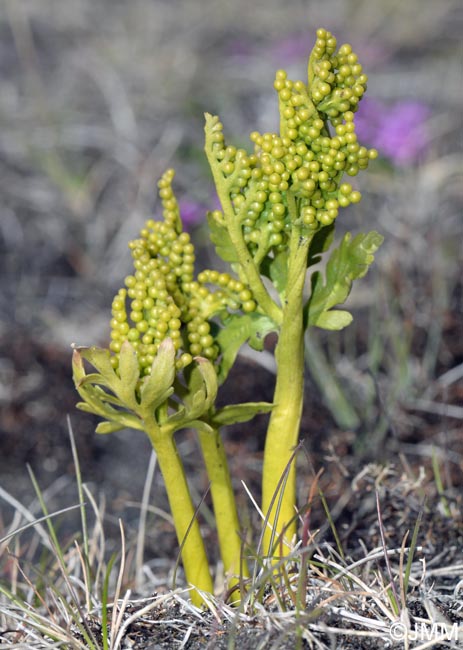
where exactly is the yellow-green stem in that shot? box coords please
[143,416,213,605]
[197,425,249,592]
[204,115,282,325]
[261,228,311,557]
[220,199,281,324]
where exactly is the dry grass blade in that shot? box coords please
[256,442,302,565]
[108,519,127,649]
[375,489,400,615]
[0,504,84,548]
[0,591,89,649]
[0,486,55,551]
[67,417,89,560]
[135,449,157,590]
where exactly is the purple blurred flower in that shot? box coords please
[226,32,315,64]
[270,33,312,65]
[179,196,221,231]
[226,38,256,59]
[355,98,431,166]
[178,199,206,230]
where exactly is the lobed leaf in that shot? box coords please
[174,358,219,423]
[307,223,335,268]
[206,211,238,264]
[215,312,278,383]
[76,372,112,388]
[211,402,274,426]
[139,338,176,411]
[71,348,85,381]
[193,358,218,411]
[315,310,353,330]
[76,344,140,410]
[77,347,117,386]
[306,230,383,331]
[118,341,140,395]
[72,345,146,431]
[261,249,288,297]
[95,421,126,435]
[73,377,116,420]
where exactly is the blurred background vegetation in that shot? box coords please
[0,0,461,529]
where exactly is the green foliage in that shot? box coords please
[211,402,274,426]
[260,249,289,297]
[306,231,384,330]
[139,338,176,411]
[307,224,335,268]
[215,312,278,383]
[72,346,145,433]
[206,210,239,264]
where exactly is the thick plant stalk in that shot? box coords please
[197,424,249,590]
[261,224,311,557]
[143,415,213,606]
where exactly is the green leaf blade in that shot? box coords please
[118,341,140,394]
[211,402,274,426]
[260,249,288,297]
[215,312,278,383]
[193,358,218,411]
[306,230,383,330]
[139,338,176,410]
[307,224,335,268]
[315,310,353,330]
[206,211,238,264]
[77,347,117,387]
[95,421,126,435]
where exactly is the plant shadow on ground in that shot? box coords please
[0,0,462,647]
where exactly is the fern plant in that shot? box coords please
[73,27,382,605]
